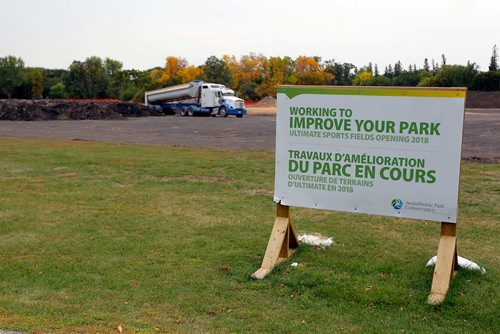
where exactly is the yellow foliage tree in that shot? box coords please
[151,56,188,84]
[222,55,240,88]
[295,56,319,73]
[352,71,372,86]
[150,69,165,84]
[165,56,187,78]
[239,53,266,82]
[177,66,205,83]
[294,56,334,85]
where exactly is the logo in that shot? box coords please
[391,198,403,210]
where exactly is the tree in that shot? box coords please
[64,56,113,98]
[83,56,108,98]
[64,61,87,97]
[393,72,420,86]
[31,69,44,99]
[178,66,205,83]
[295,56,319,73]
[394,60,402,76]
[13,67,43,99]
[0,55,25,98]
[472,71,500,91]
[259,56,295,96]
[431,59,439,74]
[42,69,67,98]
[374,64,379,77]
[352,71,372,86]
[239,81,260,100]
[50,82,67,98]
[384,64,394,78]
[419,63,478,88]
[489,44,498,71]
[293,56,333,85]
[368,75,393,86]
[423,58,430,72]
[441,54,447,66]
[222,55,240,89]
[203,56,232,86]
[104,58,123,97]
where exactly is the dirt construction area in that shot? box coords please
[0,107,498,162]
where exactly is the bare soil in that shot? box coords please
[466,91,500,108]
[0,99,159,120]
[0,109,498,162]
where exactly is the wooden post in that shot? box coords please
[252,203,299,279]
[427,222,459,305]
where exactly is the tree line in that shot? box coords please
[0,46,498,102]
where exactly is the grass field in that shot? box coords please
[0,137,498,333]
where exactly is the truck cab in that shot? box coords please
[219,86,247,118]
[201,84,223,109]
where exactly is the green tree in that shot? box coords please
[42,69,67,97]
[83,56,108,98]
[104,58,123,97]
[472,71,500,91]
[419,64,478,88]
[393,72,420,86]
[64,57,109,98]
[0,55,25,98]
[368,75,393,86]
[64,61,87,97]
[423,58,430,72]
[119,86,137,101]
[489,44,498,71]
[394,60,402,76]
[203,56,232,86]
[384,64,394,78]
[431,59,439,74]
[238,81,260,100]
[50,82,67,98]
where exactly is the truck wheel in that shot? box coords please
[219,106,228,117]
[180,108,187,116]
[188,107,195,117]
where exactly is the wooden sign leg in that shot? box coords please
[428,222,459,305]
[252,203,299,279]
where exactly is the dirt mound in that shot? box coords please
[0,100,158,121]
[466,91,500,108]
[254,96,276,107]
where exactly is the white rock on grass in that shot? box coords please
[426,255,486,274]
[298,234,334,248]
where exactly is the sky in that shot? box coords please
[0,0,498,71]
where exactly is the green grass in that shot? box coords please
[0,137,498,333]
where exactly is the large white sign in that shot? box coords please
[274,86,466,223]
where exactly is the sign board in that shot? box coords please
[274,86,466,223]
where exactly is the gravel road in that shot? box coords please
[0,109,498,160]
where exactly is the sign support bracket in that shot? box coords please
[252,203,299,279]
[427,222,459,305]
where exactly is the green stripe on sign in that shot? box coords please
[277,86,467,99]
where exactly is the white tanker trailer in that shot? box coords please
[145,80,246,117]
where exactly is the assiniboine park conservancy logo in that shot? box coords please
[391,198,403,210]
[391,198,446,213]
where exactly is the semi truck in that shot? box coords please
[144,80,246,117]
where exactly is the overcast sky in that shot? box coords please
[0,0,498,71]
